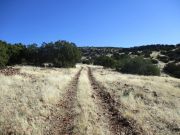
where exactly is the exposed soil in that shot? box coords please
[0,67,34,78]
[45,68,83,135]
[0,67,20,76]
[88,67,145,135]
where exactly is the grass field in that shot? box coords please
[0,65,179,135]
[0,66,80,134]
[91,66,180,135]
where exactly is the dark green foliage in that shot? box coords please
[7,43,26,65]
[94,56,116,68]
[123,44,175,52]
[39,42,56,64]
[26,44,39,65]
[0,41,9,68]
[80,45,178,63]
[82,59,91,64]
[120,56,160,76]
[164,63,180,78]
[112,54,130,70]
[0,40,81,68]
[151,59,158,64]
[161,48,180,62]
[94,54,160,76]
[52,41,81,67]
[157,55,169,63]
[38,41,81,67]
[112,53,130,60]
[141,50,151,58]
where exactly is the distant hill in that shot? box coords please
[79,44,180,64]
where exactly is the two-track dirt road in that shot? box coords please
[45,66,143,135]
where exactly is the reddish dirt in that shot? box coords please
[45,68,83,135]
[0,67,34,78]
[0,67,20,76]
[88,67,145,135]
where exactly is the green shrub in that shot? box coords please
[143,51,151,58]
[113,54,131,70]
[52,41,81,67]
[120,56,160,76]
[7,43,26,65]
[164,63,180,78]
[151,59,158,64]
[82,59,91,64]
[157,55,169,63]
[94,56,116,68]
[0,41,9,68]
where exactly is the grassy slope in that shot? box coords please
[0,64,179,135]
[92,66,180,135]
[0,66,79,134]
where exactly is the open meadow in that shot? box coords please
[0,64,179,135]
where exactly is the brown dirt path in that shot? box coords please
[45,67,83,135]
[45,66,144,135]
[88,67,144,135]
[73,66,111,135]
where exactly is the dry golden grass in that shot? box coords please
[1,64,179,135]
[0,66,79,134]
[74,66,110,135]
[91,66,180,135]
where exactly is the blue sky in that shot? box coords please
[0,0,180,47]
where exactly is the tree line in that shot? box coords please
[0,40,81,68]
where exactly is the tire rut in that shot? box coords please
[88,67,144,135]
[46,67,83,135]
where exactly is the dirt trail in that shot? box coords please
[45,66,143,135]
[73,67,110,135]
[45,67,83,135]
[88,67,144,135]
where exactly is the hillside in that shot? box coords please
[79,44,180,63]
[80,44,180,78]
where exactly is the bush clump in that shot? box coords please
[151,59,158,64]
[164,63,180,78]
[94,56,116,68]
[82,59,92,64]
[120,56,160,76]
[53,41,81,67]
[112,54,131,70]
[157,55,169,63]
[94,54,160,76]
